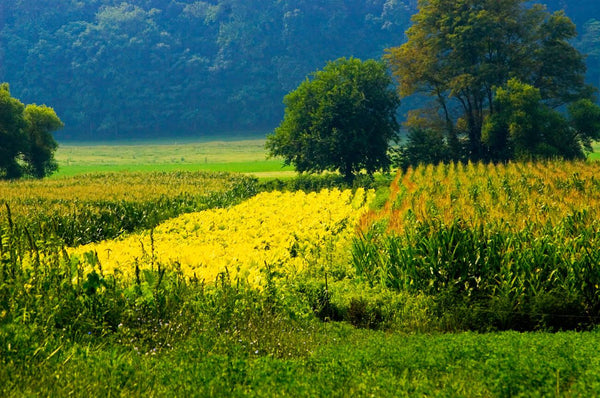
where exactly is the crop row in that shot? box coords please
[354,161,600,330]
[0,171,258,247]
[360,160,600,233]
[71,188,374,287]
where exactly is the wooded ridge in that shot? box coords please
[0,0,598,140]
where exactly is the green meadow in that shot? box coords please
[587,142,600,161]
[54,138,600,178]
[54,137,295,178]
[5,323,600,397]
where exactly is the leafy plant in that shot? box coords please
[354,161,600,330]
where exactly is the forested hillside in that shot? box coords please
[0,0,598,140]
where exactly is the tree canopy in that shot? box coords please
[0,83,62,179]
[0,83,27,179]
[266,57,400,181]
[386,0,600,164]
[1,0,597,141]
[481,79,600,161]
[0,0,414,140]
[0,1,598,142]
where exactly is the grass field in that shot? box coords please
[54,138,600,177]
[4,323,600,396]
[54,138,295,178]
[586,142,600,160]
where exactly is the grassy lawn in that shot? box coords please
[587,142,600,160]
[54,137,295,178]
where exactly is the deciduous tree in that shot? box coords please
[0,83,62,179]
[23,104,63,178]
[266,57,400,181]
[0,83,26,179]
[386,0,596,163]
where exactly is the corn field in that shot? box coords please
[353,161,600,330]
[0,171,258,247]
[3,164,600,332]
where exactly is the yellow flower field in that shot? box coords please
[72,188,373,286]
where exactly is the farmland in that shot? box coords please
[2,146,600,395]
[53,138,295,178]
[355,161,600,331]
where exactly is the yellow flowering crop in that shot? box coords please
[72,188,373,287]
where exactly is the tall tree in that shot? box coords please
[0,83,26,179]
[0,83,62,179]
[266,57,400,181]
[22,104,63,178]
[386,0,594,162]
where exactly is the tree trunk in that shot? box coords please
[342,165,355,184]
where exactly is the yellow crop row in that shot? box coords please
[0,171,257,247]
[361,160,600,235]
[70,188,374,287]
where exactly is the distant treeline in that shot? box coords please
[0,0,598,141]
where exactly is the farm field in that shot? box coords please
[585,142,600,161]
[0,171,259,246]
[53,138,295,178]
[3,155,600,396]
[4,324,600,396]
[354,161,600,331]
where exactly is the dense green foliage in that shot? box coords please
[1,0,598,141]
[356,217,600,331]
[354,161,600,331]
[266,58,400,180]
[0,84,26,178]
[0,0,412,140]
[482,79,600,160]
[22,104,63,177]
[0,83,62,179]
[387,0,600,165]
